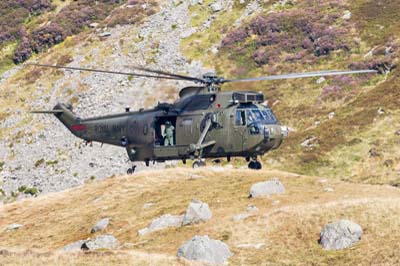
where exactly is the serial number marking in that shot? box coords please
[95,124,126,134]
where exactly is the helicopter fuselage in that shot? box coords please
[52,90,288,166]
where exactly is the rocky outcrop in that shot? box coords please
[182,199,212,226]
[249,178,285,198]
[90,218,110,233]
[177,235,232,265]
[138,214,184,236]
[60,240,86,252]
[0,0,212,203]
[81,234,119,250]
[319,220,363,250]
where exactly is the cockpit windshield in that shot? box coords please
[236,104,278,126]
[259,105,278,124]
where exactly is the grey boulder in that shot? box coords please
[319,219,363,250]
[60,240,86,252]
[182,199,212,226]
[91,218,110,233]
[138,214,183,236]
[82,234,119,250]
[249,178,285,198]
[177,235,232,265]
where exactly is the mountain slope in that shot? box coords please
[1,167,400,265]
[0,0,207,202]
[182,0,400,184]
[0,0,399,204]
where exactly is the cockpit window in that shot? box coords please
[236,104,278,125]
[260,106,278,124]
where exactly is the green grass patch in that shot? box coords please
[46,160,58,166]
[34,159,45,168]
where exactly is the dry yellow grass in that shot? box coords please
[1,167,400,265]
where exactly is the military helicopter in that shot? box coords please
[29,63,377,173]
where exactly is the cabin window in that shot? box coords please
[235,110,246,126]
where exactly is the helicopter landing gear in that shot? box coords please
[248,157,262,170]
[192,160,206,168]
[127,165,136,175]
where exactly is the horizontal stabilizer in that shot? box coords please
[31,110,64,114]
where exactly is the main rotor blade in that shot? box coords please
[127,65,205,83]
[26,63,190,81]
[224,69,378,83]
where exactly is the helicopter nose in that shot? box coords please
[263,125,287,150]
[263,125,280,139]
[264,125,289,138]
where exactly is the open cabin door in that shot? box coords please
[153,115,187,159]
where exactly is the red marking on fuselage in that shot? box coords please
[71,124,87,131]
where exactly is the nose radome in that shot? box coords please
[264,125,283,138]
[280,125,289,138]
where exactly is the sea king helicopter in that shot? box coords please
[29,63,377,173]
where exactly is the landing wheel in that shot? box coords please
[248,161,262,170]
[192,160,206,168]
[127,165,136,175]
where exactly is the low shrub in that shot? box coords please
[220,1,351,68]
[0,0,53,44]
[24,187,39,196]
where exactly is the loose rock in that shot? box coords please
[60,240,86,252]
[342,10,352,20]
[319,220,363,250]
[177,235,232,265]
[246,204,259,212]
[249,178,285,198]
[316,77,326,84]
[210,2,223,12]
[232,213,251,221]
[5,223,23,232]
[98,32,112,37]
[91,218,110,233]
[81,234,119,250]
[271,200,280,206]
[236,243,265,249]
[138,214,183,236]
[301,136,318,148]
[143,202,155,209]
[182,199,212,225]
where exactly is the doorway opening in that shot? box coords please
[154,117,177,146]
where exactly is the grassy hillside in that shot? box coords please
[182,0,400,185]
[1,168,400,265]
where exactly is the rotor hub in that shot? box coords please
[201,73,226,86]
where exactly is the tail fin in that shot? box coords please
[32,103,82,136]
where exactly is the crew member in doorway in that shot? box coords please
[164,121,175,146]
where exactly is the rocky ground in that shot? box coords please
[1,168,400,265]
[0,0,247,202]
